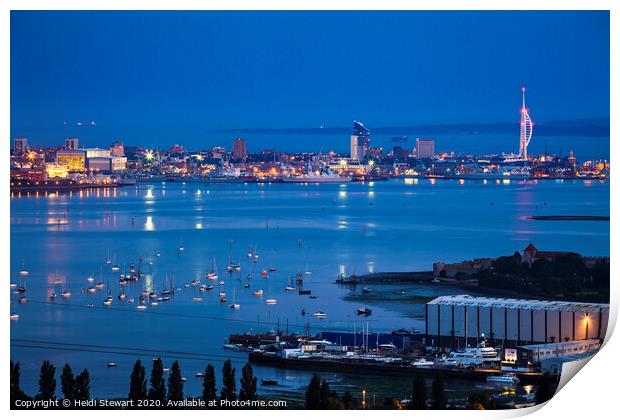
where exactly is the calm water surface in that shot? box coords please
[10,179,609,401]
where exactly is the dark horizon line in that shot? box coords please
[214,117,610,137]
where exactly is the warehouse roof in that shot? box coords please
[427,295,609,313]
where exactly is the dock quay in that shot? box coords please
[248,351,548,384]
[336,271,433,284]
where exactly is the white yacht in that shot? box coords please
[447,341,500,367]
[487,373,520,384]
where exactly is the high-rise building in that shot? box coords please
[518,87,533,159]
[110,141,125,157]
[232,138,247,161]
[66,138,79,150]
[13,138,28,155]
[350,121,370,161]
[416,138,435,159]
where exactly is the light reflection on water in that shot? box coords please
[10,179,609,400]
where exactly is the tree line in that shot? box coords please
[11,358,257,409]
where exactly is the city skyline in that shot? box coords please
[10,11,609,148]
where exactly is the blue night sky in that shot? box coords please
[10,11,609,148]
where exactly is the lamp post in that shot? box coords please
[362,387,367,409]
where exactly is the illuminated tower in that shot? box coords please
[518,87,533,159]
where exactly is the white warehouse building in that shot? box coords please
[425,295,609,350]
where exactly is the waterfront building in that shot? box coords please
[110,141,125,157]
[13,138,28,155]
[83,147,112,159]
[66,137,79,150]
[56,150,86,171]
[45,163,70,178]
[522,243,579,266]
[518,87,533,159]
[416,138,435,159]
[88,157,112,172]
[232,138,248,161]
[425,295,609,350]
[111,156,128,172]
[350,120,370,162]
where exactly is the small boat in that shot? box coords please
[136,303,147,310]
[265,299,277,305]
[18,297,28,304]
[268,267,277,272]
[487,374,520,384]
[196,372,205,378]
[149,292,157,299]
[261,379,278,386]
[87,276,95,283]
[261,270,268,277]
[103,297,113,306]
[357,307,372,316]
[49,292,57,300]
[87,303,94,308]
[243,284,250,288]
[16,286,26,294]
[378,343,397,351]
[219,291,227,298]
[285,286,296,291]
[156,252,161,257]
[128,298,135,303]
[309,295,318,299]
[253,290,264,297]
[191,279,201,286]
[151,301,158,306]
[206,258,219,280]
[61,290,72,298]
[229,303,240,309]
[206,285,214,290]
[192,297,203,302]
[112,265,120,272]
[9,283,17,289]
[118,291,126,300]
[95,281,105,289]
[219,281,225,286]
[362,287,371,294]
[431,277,441,283]
[10,313,20,320]
[19,269,29,277]
[199,284,207,292]
[411,358,434,367]
[181,377,187,382]
[86,286,96,293]
[178,245,185,252]
[220,296,227,303]
[107,362,118,368]
[313,312,327,318]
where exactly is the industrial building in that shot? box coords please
[425,295,609,350]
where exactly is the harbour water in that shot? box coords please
[10,178,609,402]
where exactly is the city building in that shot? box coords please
[350,121,370,161]
[88,157,112,172]
[65,138,79,150]
[13,138,28,155]
[416,138,435,159]
[425,295,609,350]
[518,87,533,159]
[45,163,70,179]
[56,150,86,171]
[83,148,112,159]
[232,138,248,161]
[110,141,125,157]
[521,243,580,266]
[111,156,128,172]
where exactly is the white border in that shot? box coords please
[2,2,616,419]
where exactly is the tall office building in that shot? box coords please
[110,141,125,157]
[66,138,79,150]
[13,138,28,155]
[416,138,435,159]
[232,138,247,161]
[350,121,370,161]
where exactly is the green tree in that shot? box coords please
[128,360,147,401]
[220,359,237,401]
[60,364,75,401]
[411,375,427,409]
[167,361,184,401]
[535,373,556,405]
[148,358,166,402]
[11,361,30,408]
[74,370,90,401]
[36,360,56,401]
[239,362,257,401]
[202,364,217,405]
[431,376,447,409]
[319,380,331,409]
[305,374,321,409]
[341,391,356,409]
